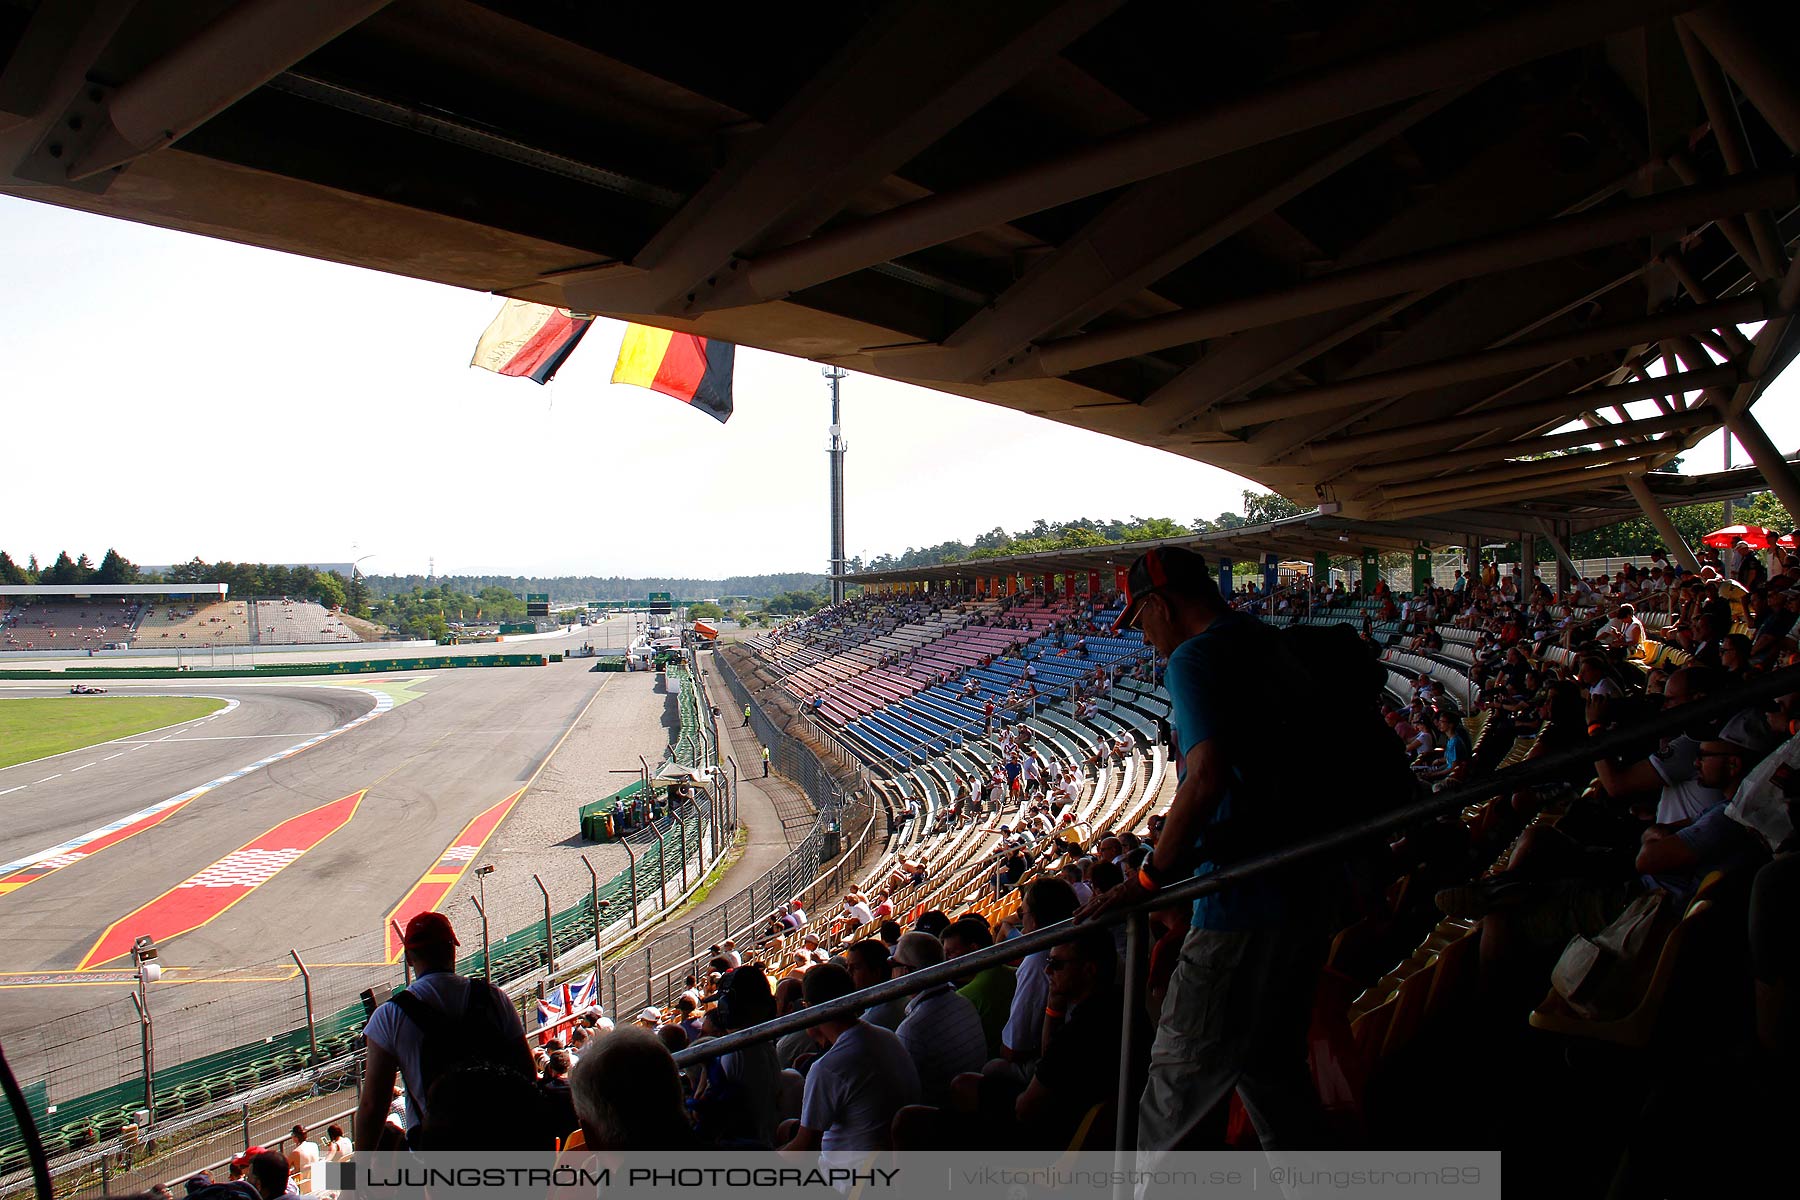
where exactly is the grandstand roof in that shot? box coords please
[0,583,228,596]
[3,1,1797,523]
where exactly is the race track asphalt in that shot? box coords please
[0,620,634,1055]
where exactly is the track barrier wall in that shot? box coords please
[0,651,881,1198]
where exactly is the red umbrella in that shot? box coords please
[1702,524,1774,549]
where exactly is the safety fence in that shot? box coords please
[711,649,847,820]
[0,652,883,1199]
[0,663,726,1197]
[0,654,549,681]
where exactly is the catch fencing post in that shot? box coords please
[469,893,491,982]
[677,808,689,893]
[290,950,317,1066]
[644,948,654,1009]
[391,920,411,986]
[655,821,670,911]
[533,874,554,973]
[581,855,602,956]
[621,837,641,928]
[129,990,154,1123]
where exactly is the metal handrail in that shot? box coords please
[674,661,1800,1070]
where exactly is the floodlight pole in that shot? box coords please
[825,366,848,605]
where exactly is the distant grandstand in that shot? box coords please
[0,585,363,651]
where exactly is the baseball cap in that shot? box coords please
[1113,546,1215,632]
[891,931,945,970]
[401,911,459,948]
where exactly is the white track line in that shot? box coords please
[0,696,243,776]
[0,688,395,875]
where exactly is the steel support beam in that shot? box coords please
[1682,3,1800,155]
[1666,153,1773,282]
[580,0,1125,315]
[1296,363,1740,462]
[1014,170,1796,377]
[724,0,1705,304]
[63,0,394,182]
[1382,460,1654,518]
[1375,439,1681,501]
[1234,297,1763,430]
[1677,24,1787,279]
[0,0,135,133]
[1343,407,1720,482]
[1625,474,1705,572]
[1533,518,1584,586]
[877,93,1462,382]
[1720,406,1800,526]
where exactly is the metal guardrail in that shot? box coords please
[672,662,1800,1154]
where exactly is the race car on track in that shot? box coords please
[68,684,107,694]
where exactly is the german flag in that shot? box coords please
[469,299,592,384]
[611,323,735,424]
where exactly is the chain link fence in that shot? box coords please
[2,648,886,1198]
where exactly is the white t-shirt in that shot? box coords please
[362,971,526,1133]
[844,901,873,926]
[799,1023,921,1167]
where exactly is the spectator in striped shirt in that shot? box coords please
[891,933,988,1106]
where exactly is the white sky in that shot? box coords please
[1,195,1795,578]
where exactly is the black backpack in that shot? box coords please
[1191,619,1419,865]
[391,979,535,1103]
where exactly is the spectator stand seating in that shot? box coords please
[136,600,250,647]
[0,599,145,652]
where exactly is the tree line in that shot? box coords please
[0,550,368,616]
[360,572,830,603]
[855,491,1307,573]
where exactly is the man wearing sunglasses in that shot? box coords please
[1083,545,1328,1154]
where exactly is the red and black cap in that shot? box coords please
[1113,546,1214,632]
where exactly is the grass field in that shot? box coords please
[0,696,227,770]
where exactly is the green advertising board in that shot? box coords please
[1361,548,1381,595]
[647,592,672,604]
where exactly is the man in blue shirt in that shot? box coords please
[1083,546,1327,1153]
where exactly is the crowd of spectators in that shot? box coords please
[151,531,1792,1179]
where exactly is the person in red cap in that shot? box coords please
[353,911,532,1149]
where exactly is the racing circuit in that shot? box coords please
[0,618,657,1053]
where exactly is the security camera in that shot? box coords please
[475,864,495,876]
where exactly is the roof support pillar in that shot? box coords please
[1624,475,1703,573]
[1535,519,1581,593]
[1719,406,1800,526]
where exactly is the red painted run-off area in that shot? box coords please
[383,788,524,962]
[80,791,365,969]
